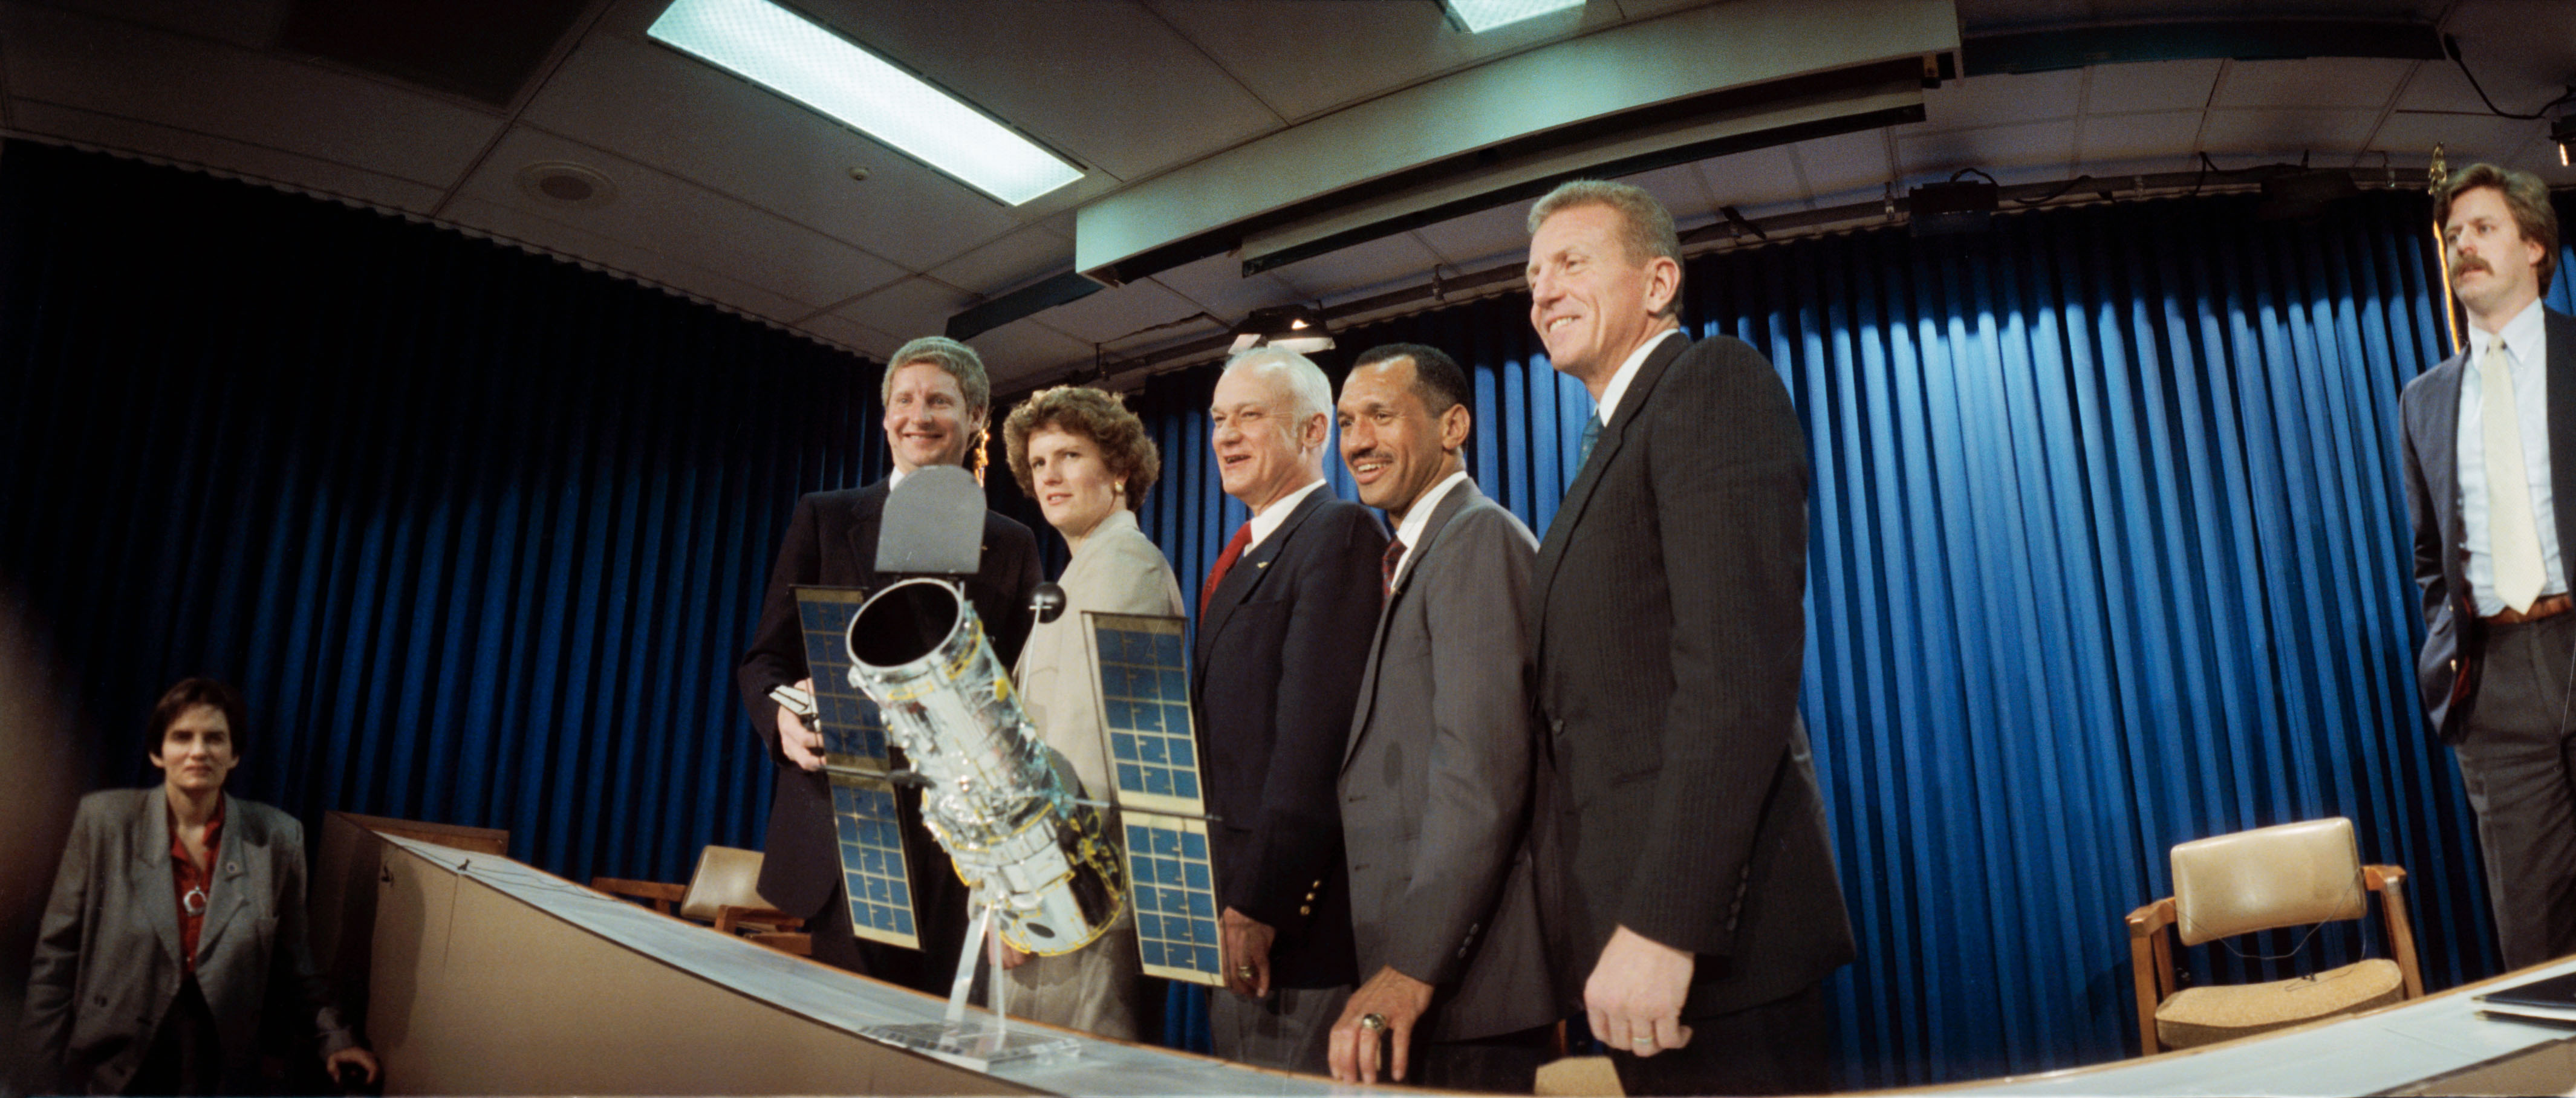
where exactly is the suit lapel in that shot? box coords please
[2548,311,2576,584]
[128,790,183,967]
[847,481,889,590]
[1531,333,1689,646]
[1344,481,1480,770]
[1199,486,1328,654]
[195,793,251,960]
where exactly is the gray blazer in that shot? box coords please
[23,789,355,1095]
[2398,308,2576,742]
[1341,479,1555,1042]
[1015,507,1188,811]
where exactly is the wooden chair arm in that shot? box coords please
[591,877,686,914]
[2126,897,2178,1056]
[714,905,805,935]
[2365,865,2424,999]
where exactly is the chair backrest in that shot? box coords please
[678,845,775,923]
[2170,817,2366,946]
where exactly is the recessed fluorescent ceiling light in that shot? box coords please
[1444,0,1586,33]
[648,0,1082,205]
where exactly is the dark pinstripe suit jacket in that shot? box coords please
[1527,332,1856,1019]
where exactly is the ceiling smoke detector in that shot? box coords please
[516,161,616,208]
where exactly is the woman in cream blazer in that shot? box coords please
[998,385,1185,1039]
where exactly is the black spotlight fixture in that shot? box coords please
[1228,304,1335,356]
[2554,111,2576,166]
[1908,169,2000,237]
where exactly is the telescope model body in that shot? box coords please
[844,576,1125,956]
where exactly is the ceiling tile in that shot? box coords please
[1145,252,1305,322]
[1791,129,1896,200]
[517,31,1032,271]
[442,193,818,324]
[1411,201,1543,271]
[2081,58,2223,114]
[1029,278,1211,346]
[799,0,1283,183]
[832,276,978,344]
[2077,109,2205,167]
[1923,69,2084,128]
[2210,57,2417,111]
[1143,0,1614,123]
[1,4,502,189]
[448,128,907,313]
[53,0,285,49]
[2370,112,2549,165]
[965,317,1098,388]
[797,311,902,362]
[1267,232,1445,304]
[1897,118,2078,177]
[2197,108,2379,158]
[928,224,1079,299]
[9,101,446,213]
[1694,145,1809,214]
[2392,56,2562,117]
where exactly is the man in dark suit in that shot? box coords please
[738,336,1041,989]
[1523,180,1854,1094]
[2400,162,2576,970]
[1194,347,1386,1071]
[1325,343,1554,1091]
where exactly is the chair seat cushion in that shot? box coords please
[2156,958,2404,1050]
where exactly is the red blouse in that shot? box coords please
[169,798,224,973]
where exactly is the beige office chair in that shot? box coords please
[593,845,809,955]
[2125,817,2422,1054]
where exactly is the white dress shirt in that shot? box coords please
[1597,326,1684,425]
[1385,469,1471,584]
[1244,478,1326,551]
[2458,298,2565,616]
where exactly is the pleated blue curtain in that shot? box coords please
[0,134,2544,1085]
[1120,190,2523,1083]
[0,141,889,890]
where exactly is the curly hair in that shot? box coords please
[1002,385,1160,511]
[148,677,247,759]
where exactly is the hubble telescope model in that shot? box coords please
[771,467,1226,1004]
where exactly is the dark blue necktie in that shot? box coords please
[1578,413,1603,466]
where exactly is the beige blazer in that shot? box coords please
[1015,507,1186,804]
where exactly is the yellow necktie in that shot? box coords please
[2483,340,2546,612]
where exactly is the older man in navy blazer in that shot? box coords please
[1193,347,1386,1071]
[2400,163,2576,970]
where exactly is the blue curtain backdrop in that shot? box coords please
[0,135,2555,1084]
[1123,190,2561,1082]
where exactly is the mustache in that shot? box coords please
[2456,256,2492,274]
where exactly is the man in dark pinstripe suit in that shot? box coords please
[1522,180,1855,1095]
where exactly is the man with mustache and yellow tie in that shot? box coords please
[2401,163,2576,970]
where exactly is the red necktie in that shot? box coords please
[1382,536,1407,597]
[1200,522,1253,615]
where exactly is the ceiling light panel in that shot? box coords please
[1444,0,1586,33]
[646,0,1082,205]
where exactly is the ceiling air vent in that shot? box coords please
[515,163,616,209]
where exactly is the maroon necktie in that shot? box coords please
[1200,522,1253,615]
[1382,536,1407,597]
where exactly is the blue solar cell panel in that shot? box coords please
[1122,812,1222,986]
[795,587,890,765]
[1085,613,1206,819]
[830,774,919,949]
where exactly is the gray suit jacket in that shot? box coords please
[1340,479,1555,1042]
[1529,332,1855,1019]
[2399,308,2576,742]
[22,789,356,1095]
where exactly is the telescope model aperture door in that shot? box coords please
[1082,612,1225,987]
[792,585,920,949]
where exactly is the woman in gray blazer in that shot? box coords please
[22,678,378,1095]
[997,385,1186,1040]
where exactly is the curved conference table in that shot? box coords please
[358,829,2576,1096]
